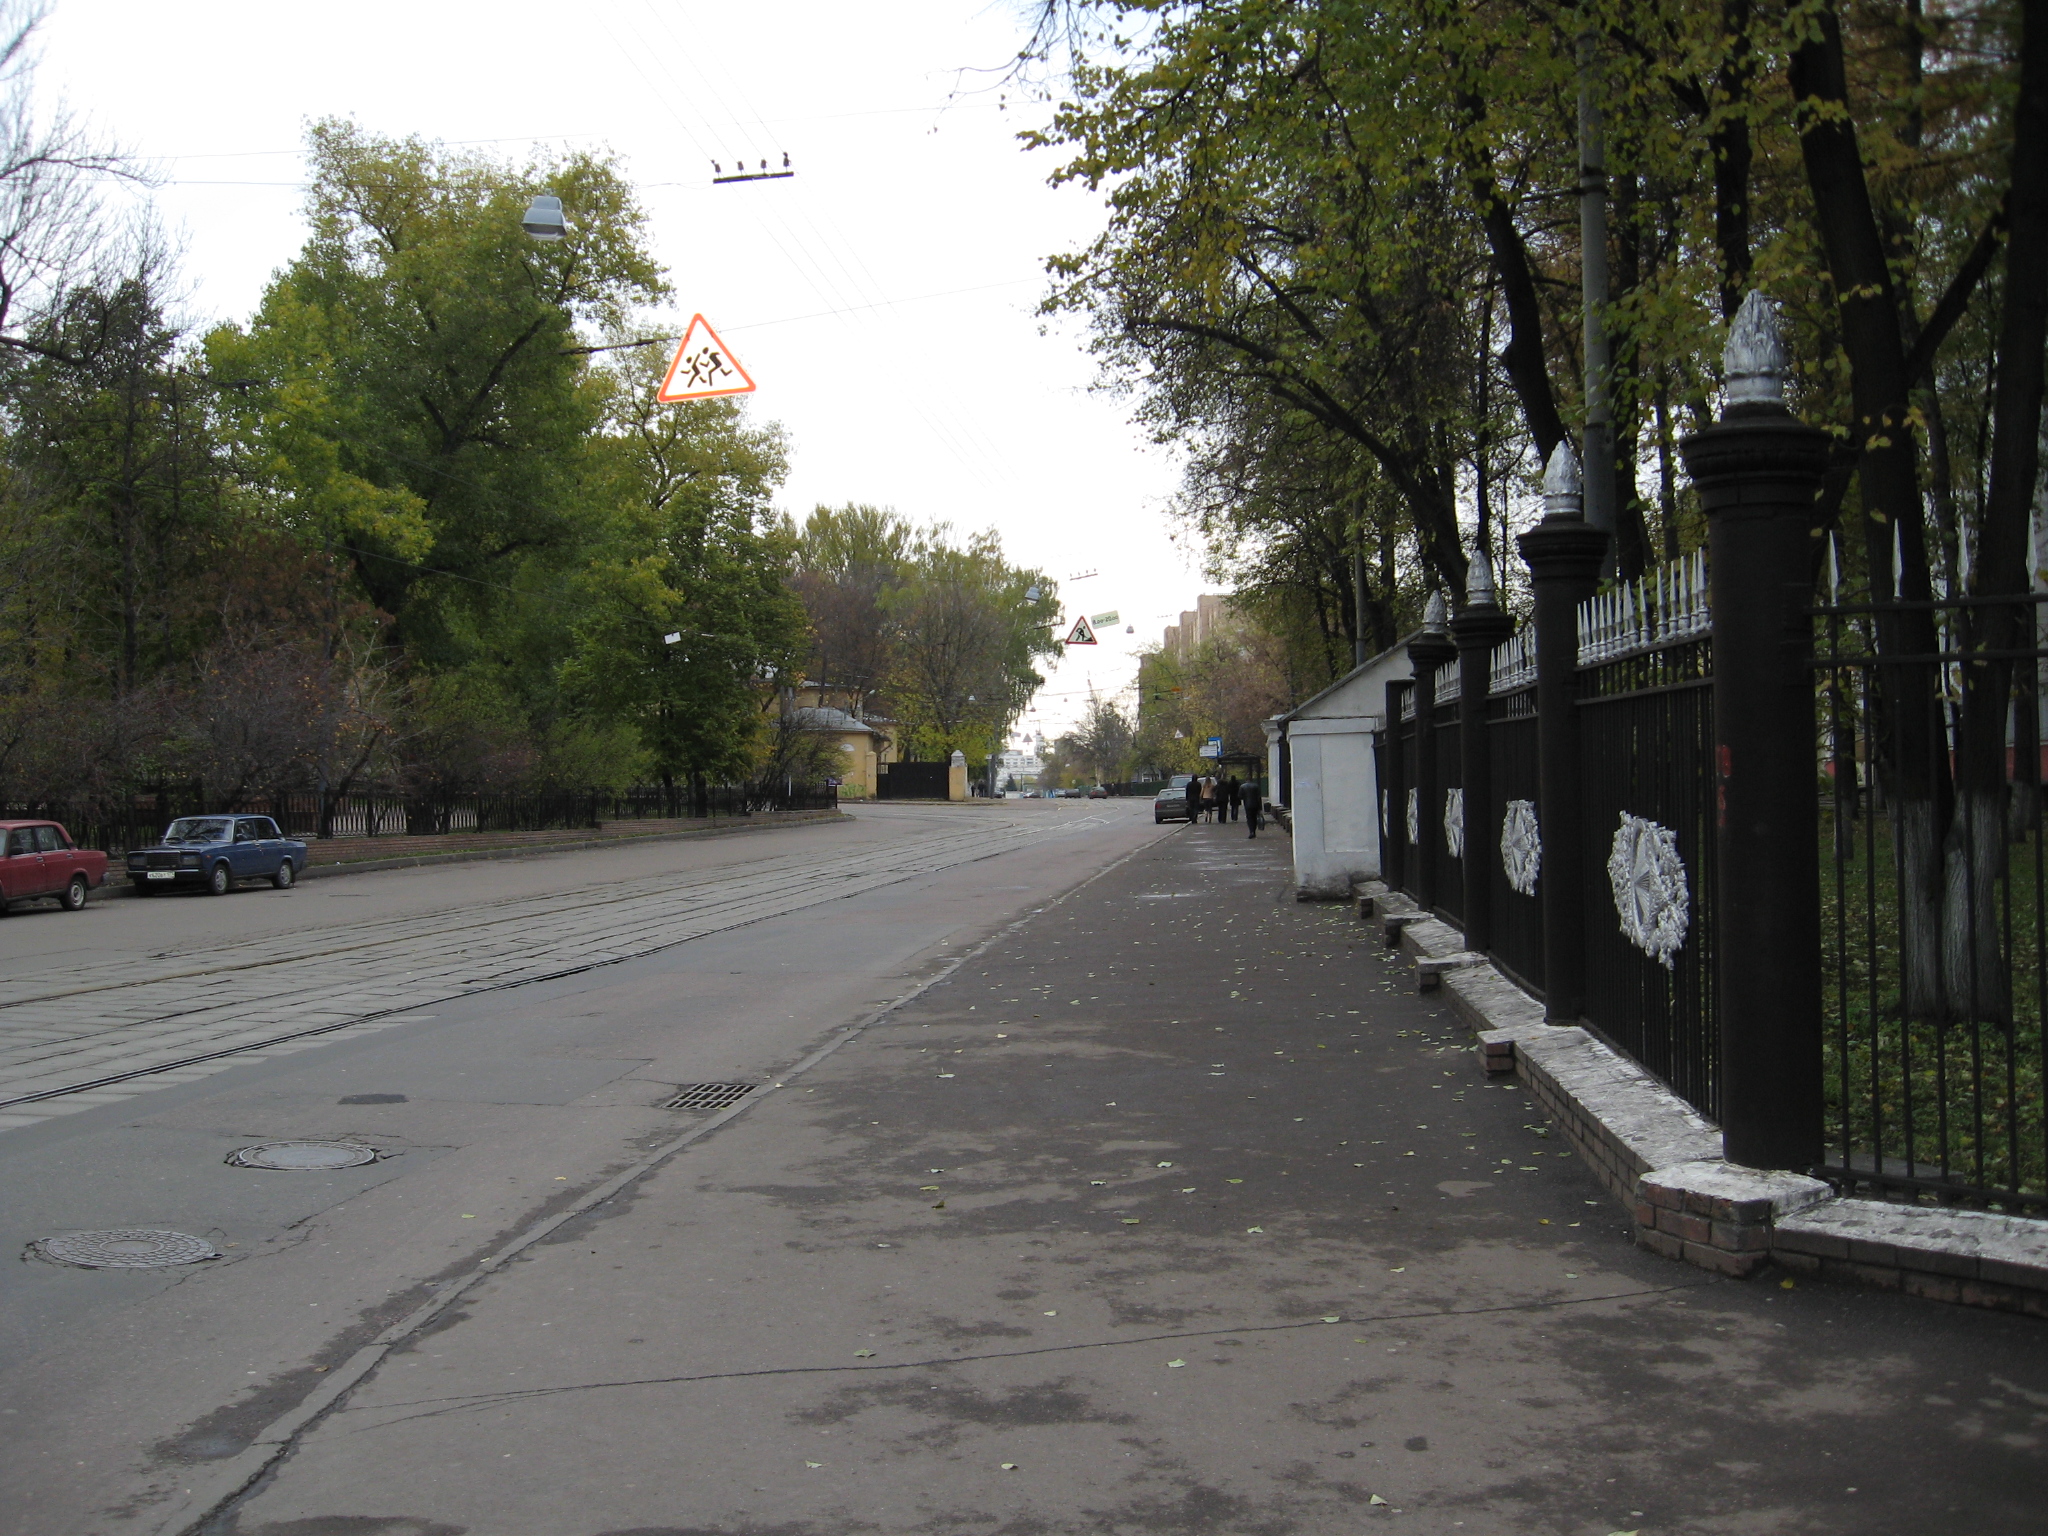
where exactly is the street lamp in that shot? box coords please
[521,193,566,242]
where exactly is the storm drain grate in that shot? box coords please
[663,1082,757,1112]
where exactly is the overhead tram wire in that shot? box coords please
[619,5,1016,492]
[649,2,1019,475]
[605,13,1008,488]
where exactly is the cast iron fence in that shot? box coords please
[1433,684,1465,929]
[1814,594,2048,1211]
[1485,643,1544,993]
[1383,552,1721,1119]
[1360,301,2042,1208]
[1576,618,1719,1118]
[7,782,837,855]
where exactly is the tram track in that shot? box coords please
[0,808,1120,1117]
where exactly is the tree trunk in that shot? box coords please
[1792,2,1953,1020]
[1711,0,1755,319]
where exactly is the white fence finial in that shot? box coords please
[1466,549,1497,608]
[1725,290,1790,409]
[1541,441,1583,520]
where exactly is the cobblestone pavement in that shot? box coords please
[0,804,1117,1128]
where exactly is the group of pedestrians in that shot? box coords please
[1183,772,1265,837]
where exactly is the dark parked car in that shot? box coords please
[1153,774,1196,824]
[126,816,308,895]
[0,820,109,912]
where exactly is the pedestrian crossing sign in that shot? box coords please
[1065,615,1098,646]
[657,314,757,402]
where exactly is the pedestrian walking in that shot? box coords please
[1184,774,1202,823]
[1200,774,1218,823]
[1242,778,1263,837]
[1225,775,1242,822]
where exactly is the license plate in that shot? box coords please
[146,871,174,880]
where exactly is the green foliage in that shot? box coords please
[0,121,828,807]
[1033,0,2039,634]
[563,345,805,788]
[881,526,1061,767]
[790,503,915,716]
[788,509,1059,770]
[206,120,668,674]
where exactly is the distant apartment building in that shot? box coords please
[993,744,1044,789]
[1159,593,1238,663]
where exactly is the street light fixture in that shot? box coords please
[521,193,566,242]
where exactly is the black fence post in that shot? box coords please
[1681,293,1829,1171]
[1452,560,1516,955]
[1409,596,1458,914]
[1517,445,1610,1022]
[1383,679,1410,892]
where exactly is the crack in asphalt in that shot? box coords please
[1,812,1124,1110]
[150,814,1174,1536]
[341,1280,1713,1430]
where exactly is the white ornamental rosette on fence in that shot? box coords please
[1406,788,1419,847]
[1501,800,1540,896]
[1444,788,1465,859]
[1607,812,1690,969]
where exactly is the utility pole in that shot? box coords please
[1352,549,1369,669]
[1579,22,1616,549]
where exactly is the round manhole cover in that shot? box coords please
[32,1229,219,1269]
[227,1141,380,1171]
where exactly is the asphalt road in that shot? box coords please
[0,798,1170,1536]
[29,804,2043,1536]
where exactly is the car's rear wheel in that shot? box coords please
[60,874,88,911]
[207,862,232,896]
[271,860,295,890]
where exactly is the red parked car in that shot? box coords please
[0,820,108,912]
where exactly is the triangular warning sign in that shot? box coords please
[1065,615,1098,646]
[656,314,757,402]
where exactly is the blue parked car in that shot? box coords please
[126,815,309,895]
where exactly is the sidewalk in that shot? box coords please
[194,818,2044,1535]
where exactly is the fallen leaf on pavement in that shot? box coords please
[1369,1494,1389,1506]
[1121,1218,1141,1225]
[1166,1359,1186,1368]
[805,1461,823,1468]
[1001,1462,1018,1470]
[1246,1226,1264,1234]
[854,1350,875,1358]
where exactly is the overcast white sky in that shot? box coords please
[36,0,1208,742]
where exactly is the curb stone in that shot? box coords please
[1357,879,2048,1315]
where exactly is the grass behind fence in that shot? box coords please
[1820,808,2047,1209]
